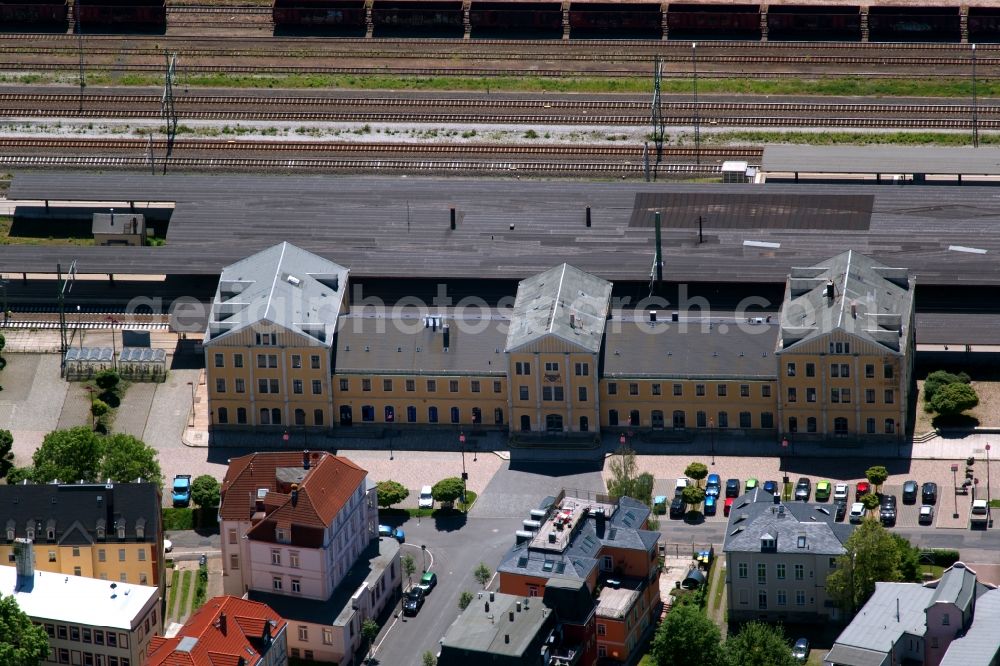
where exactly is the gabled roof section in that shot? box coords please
[146,595,286,666]
[205,242,348,346]
[219,451,367,532]
[779,250,913,353]
[722,488,852,556]
[927,562,980,613]
[505,264,612,354]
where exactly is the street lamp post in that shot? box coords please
[972,43,979,148]
[691,42,701,166]
[709,417,715,465]
[459,431,467,504]
[951,463,960,519]
[421,544,427,573]
[186,381,195,427]
[986,443,992,503]
[106,316,119,370]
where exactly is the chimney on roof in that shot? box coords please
[569,313,575,328]
[291,485,299,507]
[851,301,858,318]
[585,205,591,228]
[303,450,310,470]
[516,601,522,613]
[595,509,606,538]
[490,591,495,602]
[13,538,34,590]
[509,610,515,622]
[450,207,456,230]
[505,634,510,644]
[443,325,450,350]
[825,281,835,300]
[219,612,227,635]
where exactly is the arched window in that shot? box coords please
[384,406,395,423]
[260,408,271,425]
[788,416,797,433]
[546,414,563,432]
[407,406,417,423]
[314,409,324,426]
[237,407,247,424]
[884,419,895,434]
[520,415,530,431]
[579,416,589,432]
[494,408,504,425]
[428,406,439,423]
[472,407,482,424]
[672,410,685,429]
[339,405,353,426]
[608,409,619,426]
[629,410,640,426]
[834,417,849,435]
[362,405,375,422]
[294,409,306,426]
[807,417,817,433]
[217,407,229,424]
[450,407,460,424]
[271,408,282,425]
[651,410,664,429]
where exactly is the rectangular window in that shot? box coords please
[138,549,145,561]
[515,362,530,376]
[323,628,334,645]
[718,412,729,428]
[942,613,950,626]
[645,383,658,397]
[405,379,415,392]
[885,390,894,404]
[94,630,104,646]
[696,384,706,397]
[383,379,393,392]
[234,353,243,368]
[291,354,301,369]
[290,551,299,568]
[362,378,371,392]
[82,628,90,643]
[235,378,245,394]
[339,378,349,391]
[738,562,748,579]
[554,387,564,401]
[794,564,804,581]
[787,387,797,403]
[607,382,617,395]
[291,579,301,593]
[739,412,752,428]
[544,362,559,372]
[118,549,125,562]
[271,549,281,565]
[884,365,894,379]
[471,380,480,393]
[697,411,707,428]
[578,386,588,402]
[494,381,502,393]
[758,591,767,610]
[831,363,839,378]
[298,626,308,641]
[740,384,750,397]
[866,363,875,378]
[717,384,727,397]
[215,378,226,393]
[762,385,771,398]
[312,380,322,395]
[268,355,277,368]
[806,388,816,403]
[427,380,436,392]
[673,384,683,396]
[228,528,237,544]
[107,633,117,648]
[257,354,266,369]
[269,379,279,394]
[787,363,796,377]
[574,362,589,376]
[757,563,766,585]
[805,363,815,378]
[867,418,876,434]
[311,355,321,369]
[831,388,840,404]
[597,624,606,637]
[776,564,785,580]
[629,383,639,396]
[841,389,851,403]
[230,554,239,570]
[73,566,81,576]
[542,386,552,401]
[293,380,303,394]
[761,412,774,428]
[273,577,283,591]
[866,389,875,404]
[777,590,787,606]
[449,380,459,393]
[98,549,105,562]
[519,386,529,401]
[214,353,224,368]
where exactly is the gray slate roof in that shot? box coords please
[722,488,853,556]
[826,582,934,661]
[505,264,612,354]
[335,310,508,376]
[928,562,978,614]
[940,588,1000,666]
[206,242,348,346]
[0,482,161,546]
[762,145,1000,177]
[779,250,913,353]
[439,590,554,661]
[603,317,778,379]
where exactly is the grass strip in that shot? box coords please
[177,570,194,620]
[706,130,1000,147]
[167,569,180,620]
[711,563,725,611]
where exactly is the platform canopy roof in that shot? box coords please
[762,145,1000,176]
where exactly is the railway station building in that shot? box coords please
[205,243,915,444]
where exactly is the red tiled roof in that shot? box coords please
[219,451,367,530]
[145,596,286,666]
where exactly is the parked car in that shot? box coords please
[815,481,832,501]
[856,481,871,498]
[833,483,849,502]
[795,478,812,501]
[919,505,935,525]
[417,571,437,594]
[669,497,686,519]
[724,498,735,517]
[378,524,405,543]
[880,502,897,526]
[706,474,721,498]
[762,480,777,495]
[418,485,434,509]
[745,478,759,492]
[163,539,173,553]
[725,478,741,498]
[172,474,192,508]
[849,502,866,523]
[834,501,847,522]
[792,637,810,662]
[674,477,690,497]
[704,496,717,516]
[402,587,425,616]
[902,480,919,504]
[971,499,989,527]
[922,482,938,505]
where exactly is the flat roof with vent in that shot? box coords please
[762,145,1000,178]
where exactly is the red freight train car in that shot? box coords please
[969,8,1000,43]
[767,6,861,41]
[76,0,165,29]
[469,2,562,33]
[372,0,463,30]
[867,7,960,42]
[569,3,661,34]
[272,0,365,27]
[667,4,760,39]
[0,0,68,27]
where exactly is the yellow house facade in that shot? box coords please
[206,246,914,444]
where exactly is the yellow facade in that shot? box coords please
[205,324,334,429]
[507,347,601,434]
[0,542,157,586]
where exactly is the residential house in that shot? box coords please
[2,539,160,666]
[146,595,288,666]
[0,482,164,593]
[497,490,660,663]
[724,488,854,624]
[825,563,999,666]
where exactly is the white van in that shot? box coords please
[418,485,434,509]
[849,502,866,524]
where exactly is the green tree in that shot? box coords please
[865,465,889,492]
[473,562,492,588]
[361,618,379,664]
[0,429,13,480]
[0,593,50,665]
[681,485,706,510]
[891,533,921,583]
[826,518,902,614]
[650,603,722,666]
[191,475,221,509]
[32,427,104,483]
[422,651,437,666]
[458,590,474,610]
[930,382,979,416]
[6,466,33,485]
[684,462,709,487]
[90,399,109,419]
[923,370,969,403]
[101,434,163,486]
[376,480,410,509]
[402,554,416,585]
[607,444,639,499]
[94,369,120,392]
[722,621,796,666]
[633,471,655,506]
[431,477,465,506]
[860,493,882,515]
